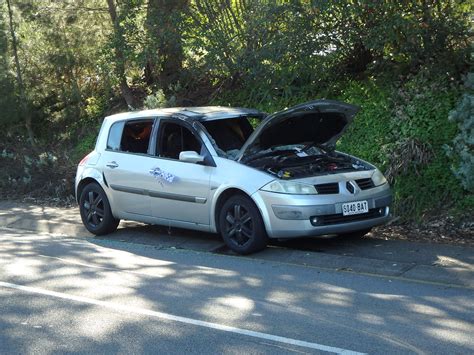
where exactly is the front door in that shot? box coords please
[149,120,213,225]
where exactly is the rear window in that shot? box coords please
[107,119,154,154]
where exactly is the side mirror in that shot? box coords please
[179,151,205,164]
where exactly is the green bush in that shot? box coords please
[445,73,474,192]
[337,72,471,218]
[388,72,469,217]
[72,129,98,164]
[337,79,392,169]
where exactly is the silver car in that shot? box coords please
[75,100,392,254]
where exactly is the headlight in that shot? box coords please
[372,169,387,186]
[261,180,318,194]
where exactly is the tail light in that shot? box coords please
[79,152,92,166]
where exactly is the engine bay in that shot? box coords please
[243,146,371,179]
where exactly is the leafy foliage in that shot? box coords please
[143,89,176,109]
[0,143,74,200]
[332,72,469,219]
[445,73,474,192]
[0,8,19,128]
[336,79,393,168]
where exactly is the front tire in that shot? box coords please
[219,195,268,255]
[79,182,119,235]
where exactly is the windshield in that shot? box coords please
[202,116,262,158]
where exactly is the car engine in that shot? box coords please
[245,150,370,179]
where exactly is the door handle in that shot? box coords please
[106,161,119,169]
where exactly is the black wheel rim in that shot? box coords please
[83,190,105,228]
[224,204,253,247]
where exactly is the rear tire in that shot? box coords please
[219,195,268,255]
[79,182,119,235]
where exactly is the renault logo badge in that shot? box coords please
[346,181,358,194]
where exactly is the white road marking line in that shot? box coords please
[0,281,364,355]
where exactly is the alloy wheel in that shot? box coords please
[225,204,254,247]
[82,190,105,228]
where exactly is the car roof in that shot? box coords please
[104,106,265,123]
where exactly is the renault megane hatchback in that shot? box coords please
[75,100,392,254]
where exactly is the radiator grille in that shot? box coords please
[355,178,375,190]
[315,183,339,194]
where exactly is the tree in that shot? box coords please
[5,0,34,145]
[106,0,135,108]
[0,1,18,129]
[145,0,188,90]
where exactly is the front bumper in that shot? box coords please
[252,184,392,238]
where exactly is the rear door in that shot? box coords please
[101,118,157,217]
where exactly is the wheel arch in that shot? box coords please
[213,187,267,234]
[76,177,101,204]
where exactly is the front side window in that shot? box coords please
[107,119,154,154]
[158,122,203,160]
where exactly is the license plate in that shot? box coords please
[342,200,369,216]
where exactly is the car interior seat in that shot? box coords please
[165,131,182,159]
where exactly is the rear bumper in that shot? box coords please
[252,184,392,238]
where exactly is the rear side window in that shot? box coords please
[107,121,124,151]
[107,119,154,154]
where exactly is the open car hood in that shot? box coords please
[237,99,359,161]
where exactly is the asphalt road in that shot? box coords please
[1,226,473,354]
